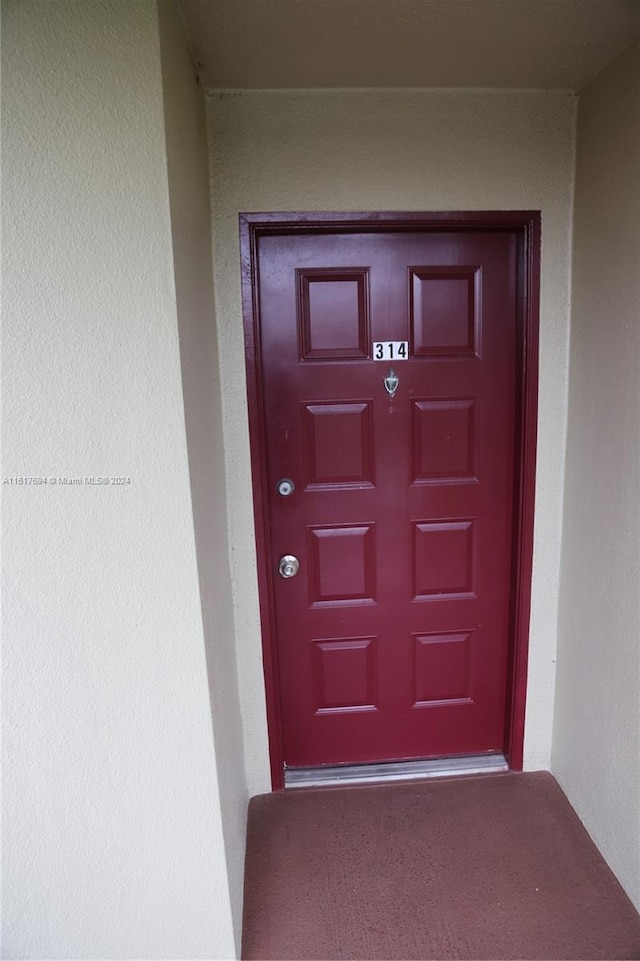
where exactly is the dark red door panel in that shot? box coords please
[258,230,517,768]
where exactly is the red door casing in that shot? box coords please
[258,230,517,769]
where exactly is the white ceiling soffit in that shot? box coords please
[178,0,640,91]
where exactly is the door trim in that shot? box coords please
[239,211,540,790]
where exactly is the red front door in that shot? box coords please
[256,228,517,769]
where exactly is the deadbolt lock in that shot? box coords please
[277,477,295,497]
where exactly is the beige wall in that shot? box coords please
[207,88,577,795]
[2,1,236,956]
[157,0,247,947]
[552,43,640,911]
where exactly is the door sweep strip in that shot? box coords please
[285,753,508,789]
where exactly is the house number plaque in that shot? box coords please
[373,341,409,360]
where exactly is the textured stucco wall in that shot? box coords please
[2,1,236,957]
[157,0,247,947]
[207,88,577,795]
[552,43,640,911]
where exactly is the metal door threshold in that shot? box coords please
[285,754,508,789]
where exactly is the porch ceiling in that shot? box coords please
[178,0,640,91]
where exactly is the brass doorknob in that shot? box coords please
[278,555,300,578]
